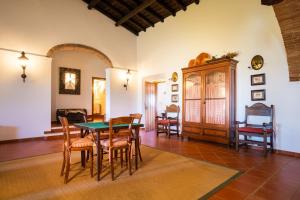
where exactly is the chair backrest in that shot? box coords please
[109,116,133,146]
[129,113,143,124]
[58,116,71,147]
[245,103,274,128]
[166,104,180,119]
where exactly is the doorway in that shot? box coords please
[145,82,157,131]
[92,77,106,121]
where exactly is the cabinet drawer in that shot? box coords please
[183,126,202,134]
[203,129,227,137]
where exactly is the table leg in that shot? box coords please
[135,127,139,170]
[80,128,86,168]
[96,131,101,181]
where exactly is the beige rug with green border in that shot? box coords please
[0,146,239,200]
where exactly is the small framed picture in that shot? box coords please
[251,89,266,101]
[171,94,179,102]
[171,84,179,92]
[59,67,81,95]
[251,73,265,86]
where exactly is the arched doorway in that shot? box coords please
[47,43,113,124]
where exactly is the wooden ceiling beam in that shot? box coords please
[116,0,156,26]
[175,0,187,11]
[145,7,164,22]
[261,0,284,5]
[101,0,144,32]
[156,0,176,16]
[194,0,200,5]
[117,0,155,27]
[88,0,101,9]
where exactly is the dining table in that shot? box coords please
[74,121,144,181]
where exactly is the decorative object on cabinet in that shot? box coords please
[251,89,266,101]
[171,84,179,92]
[251,55,264,70]
[59,67,81,95]
[221,52,239,59]
[235,103,274,157]
[171,94,179,102]
[171,72,178,82]
[195,52,212,65]
[251,73,265,86]
[188,59,196,68]
[181,58,238,145]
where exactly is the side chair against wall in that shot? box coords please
[59,117,94,184]
[156,104,180,137]
[235,103,274,157]
[130,113,143,162]
[165,104,180,138]
[100,116,133,181]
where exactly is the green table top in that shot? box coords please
[74,122,143,131]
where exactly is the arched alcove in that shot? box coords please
[47,43,113,67]
[48,43,112,122]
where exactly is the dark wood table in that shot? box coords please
[74,122,144,181]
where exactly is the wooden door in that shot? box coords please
[183,72,202,125]
[145,82,157,131]
[202,67,228,129]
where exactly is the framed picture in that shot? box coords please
[171,84,179,92]
[251,73,265,86]
[251,89,266,101]
[171,94,179,102]
[59,67,81,95]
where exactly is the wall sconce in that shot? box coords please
[123,69,131,90]
[18,51,29,82]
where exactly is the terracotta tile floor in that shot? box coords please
[1,131,300,199]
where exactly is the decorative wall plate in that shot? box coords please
[251,55,264,70]
[171,72,178,82]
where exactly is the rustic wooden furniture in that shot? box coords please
[181,58,238,145]
[59,117,94,184]
[56,108,87,123]
[166,104,180,137]
[100,117,133,180]
[74,121,144,181]
[235,103,274,156]
[130,113,143,162]
[155,112,168,136]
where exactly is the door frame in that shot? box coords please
[144,81,158,132]
[92,77,106,121]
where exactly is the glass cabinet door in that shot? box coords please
[204,69,226,126]
[184,73,201,123]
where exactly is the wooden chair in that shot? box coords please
[235,103,274,157]
[156,104,180,138]
[59,117,94,184]
[100,116,133,181]
[130,113,143,162]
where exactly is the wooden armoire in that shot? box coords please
[181,58,238,145]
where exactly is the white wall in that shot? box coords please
[106,68,138,120]
[0,0,137,140]
[137,0,300,153]
[0,51,51,140]
[0,0,137,69]
[51,50,108,121]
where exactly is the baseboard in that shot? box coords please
[275,149,300,158]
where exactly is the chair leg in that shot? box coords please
[64,151,71,184]
[137,140,143,162]
[263,134,268,157]
[60,148,66,176]
[90,149,93,177]
[128,146,132,176]
[270,134,274,153]
[235,131,239,152]
[168,124,171,138]
[109,148,114,181]
[176,124,179,137]
[120,149,124,168]
[86,150,90,162]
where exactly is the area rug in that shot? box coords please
[0,146,239,200]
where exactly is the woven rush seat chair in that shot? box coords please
[129,113,143,162]
[59,117,94,184]
[156,104,180,138]
[99,116,133,181]
[235,103,274,157]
